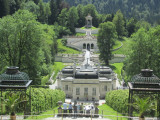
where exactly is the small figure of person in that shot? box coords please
[77,103,80,117]
[80,103,84,117]
[68,102,72,117]
[73,102,77,118]
[63,102,68,117]
[90,104,95,117]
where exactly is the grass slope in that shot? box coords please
[112,37,133,55]
[98,104,127,120]
[113,40,122,49]
[41,62,66,85]
[110,63,123,81]
[76,33,86,36]
[57,39,81,54]
[52,62,66,82]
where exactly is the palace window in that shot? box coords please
[65,85,68,91]
[76,88,80,95]
[84,88,88,96]
[92,88,96,96]
[104,86,107,91]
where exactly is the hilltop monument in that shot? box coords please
[85,14,92,28]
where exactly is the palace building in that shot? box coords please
[57,51,118,101]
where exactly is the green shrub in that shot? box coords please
[105,90,129,114]
[27,88,65,114]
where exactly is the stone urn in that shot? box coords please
[139,115,145,120]
[10,112,16,120]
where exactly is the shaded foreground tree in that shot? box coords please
[97,22,117,65]
[0,10,42,84]
[124,26,160,80]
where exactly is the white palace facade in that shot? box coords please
[57,51,118,101]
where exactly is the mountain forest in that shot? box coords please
[65,0,160,24]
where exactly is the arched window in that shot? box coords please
[83,43,86,49]
[91,43,94,49]
[87,43,90,50]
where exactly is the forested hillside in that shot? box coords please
[65,0,160,24]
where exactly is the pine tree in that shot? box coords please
[49,0,57,24]
[113,10,125,38]
[67,6,79,34]
[38,0,45,23]
[0,0,10,17]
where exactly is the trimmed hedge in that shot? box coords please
[27,88,65,113]
[105,90,129,114]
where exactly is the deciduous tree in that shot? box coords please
[124,26,160,80]
[97,22,117,65]
[0,10,42,83]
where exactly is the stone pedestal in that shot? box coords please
[94,102,99,117]
[94,107,99,117]
[58,107,62,116]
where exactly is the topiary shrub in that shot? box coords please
[105,90,129,114]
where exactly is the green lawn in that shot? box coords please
[26,105,128,120]
[52,62,66,82]
[57,39,81,54]
[92,34,98,36]
[76,33,86,36]
[112,37,133,55]
[41,62,66,85]
[80,26,97,29]
[110,63,123,81]
[98,104,127,120]
[27,107,58,119]
[113,40,122,50]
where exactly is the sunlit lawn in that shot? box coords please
[81,26,97,29]
[113,40,122,49]
[76,33,86,36]
[98,104,127,120]
[112,37,133,55]
[57,39,81,54]
[27,107,58,119]
[110,63,123,80]
[52,62,66,82]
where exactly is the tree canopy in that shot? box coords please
[65,0,160,24]
[0,10,58,84]
[97,22,117,65]
[124,26,160,80]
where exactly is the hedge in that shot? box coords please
[27,88,65,114]
[105,90,129,114]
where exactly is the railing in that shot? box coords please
[1,110,159,120]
